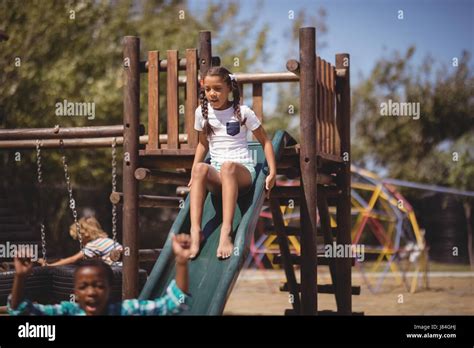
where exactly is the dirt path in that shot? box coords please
[224,269,474,315]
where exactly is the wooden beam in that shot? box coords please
[134,168,189,185]
[0,125,131,141]
[122,36,140,299]
[335,52,352,314]
[110,192,182,208]
[298,27,318,315]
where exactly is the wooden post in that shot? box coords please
[335,53,352,314]
[185,48,199,148]
[252,83,263,141]
[122,36,140,299]
[298,27,318,315]
[146,51,160,151]
[199,31,212,80]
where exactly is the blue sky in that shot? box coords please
[188,0,473,85]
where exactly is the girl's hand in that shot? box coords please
[172,234,192,265]
[265,173,276,198]
[14,257,33,277]
[37,258,48,267]
[187,177,193,187]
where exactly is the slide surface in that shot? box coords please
[139,130,290,315]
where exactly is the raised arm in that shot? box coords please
[10,257,33,310]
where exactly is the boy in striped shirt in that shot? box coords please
[8,234,191,315]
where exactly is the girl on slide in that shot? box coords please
[188,66,277,260]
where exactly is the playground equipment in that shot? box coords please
[249,166,429,294]
[0,27,354,315]
[121,27,353,315]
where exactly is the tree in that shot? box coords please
[352,47,474,192]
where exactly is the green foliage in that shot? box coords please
[352,47,474,191]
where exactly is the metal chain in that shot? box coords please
[111,137,118,247]
[36,140,47,262]
[59,140,82,249]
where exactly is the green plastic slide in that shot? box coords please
[139,130,291,315]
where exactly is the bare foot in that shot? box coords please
[217,226,234,259]
[189,227,203,259]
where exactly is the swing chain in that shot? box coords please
[36,140,47,262]
[59,139,82,249]
[111,137,117,245]
[109,137,123,263]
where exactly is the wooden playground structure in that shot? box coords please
[0,27,355,315]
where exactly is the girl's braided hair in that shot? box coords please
[199,66,246,135]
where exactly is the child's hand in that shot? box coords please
[37,258,48,267]
[172,234,192,264]
[265,173,276,199]
[14,257,33,277]
[187,177,193,187]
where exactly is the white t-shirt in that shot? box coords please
[194,104,261,166]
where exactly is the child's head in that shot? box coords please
[73,259,114,315]
[200,66,246,135]
[69,216,108,243]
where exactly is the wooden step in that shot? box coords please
[280,282,361,295]
[273,254,356,266]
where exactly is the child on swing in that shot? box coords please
[39,216,123,267]
[188,66,277,259]
[9,234,191,315]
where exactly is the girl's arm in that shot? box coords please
[252,126,277,195]
[188,132,209,187]
[45,251,84,266]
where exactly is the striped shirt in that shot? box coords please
[83,237,123,266]
[8,280,189,316]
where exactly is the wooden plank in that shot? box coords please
[167,50,179,149]
[270,198,301,313]
[298,27,318,315]
[146,51,160,151]
[332,65,341,156]
[122,36,140,299]
[324,60,333,155]
[185,49,199,148]
[252,83,263,122]
[252,83,263,141]
[238,83,244,105]
[316,56,323,154]
[280,283,361,295]
[335,52,352,314]
[321,59,329,154]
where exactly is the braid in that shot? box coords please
[231,80,246,125]
[200,88,214,135]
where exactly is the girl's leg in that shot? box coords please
[189,163,221,259]
[217,162,253,259]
